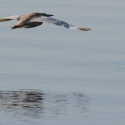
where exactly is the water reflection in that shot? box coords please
[0,90,44,119]
[0,90,88,123]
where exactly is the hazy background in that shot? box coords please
[0,0,125,125]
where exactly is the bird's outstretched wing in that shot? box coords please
[32,17,91,31]
[0,15,22,22]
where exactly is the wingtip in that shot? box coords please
[0,18,12,22]
[78,28,91,31]
[47,14,54,17]
[11,25,18,29]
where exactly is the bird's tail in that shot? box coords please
[78,28,91,31]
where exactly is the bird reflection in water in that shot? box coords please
[0,90,88,122]
[0,90,44,118]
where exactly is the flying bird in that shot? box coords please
[0,12,91,31]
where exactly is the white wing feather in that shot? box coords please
[32,17,91,31]
[0,15,22,22]
[32,17,78,29]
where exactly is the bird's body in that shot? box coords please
[0,12,91,31]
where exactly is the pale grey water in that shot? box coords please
[0,0,125,125]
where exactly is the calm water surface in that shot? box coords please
[0,0,125,125]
